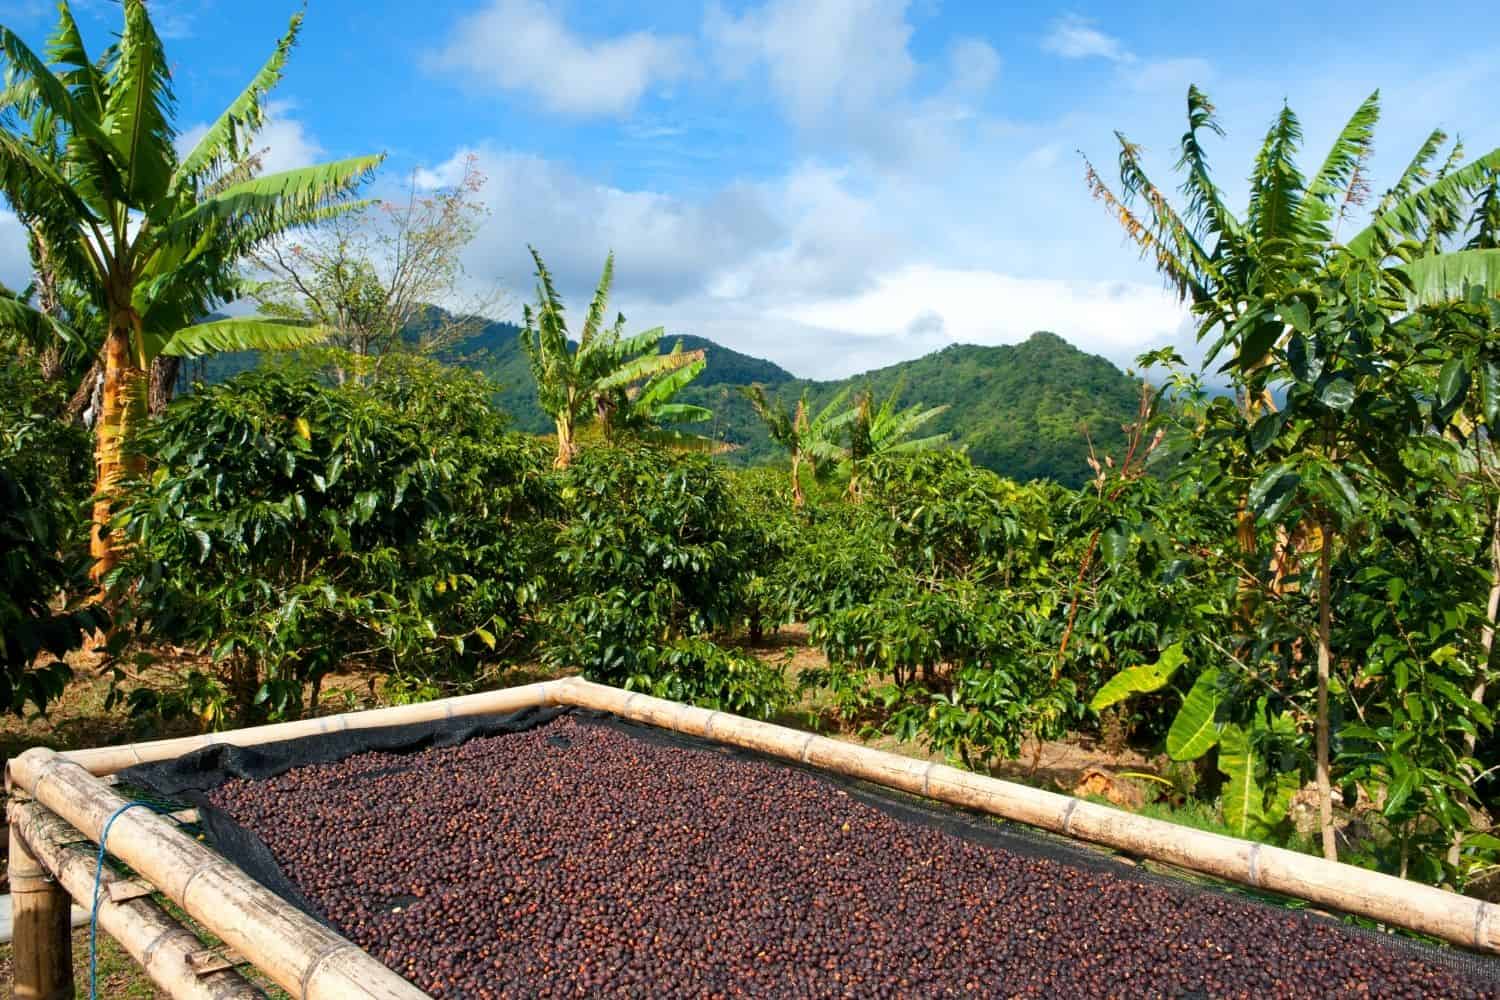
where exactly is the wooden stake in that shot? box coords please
[8,819,73,1000]
[9,800,265,999]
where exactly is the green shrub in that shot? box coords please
[0,361,103,715]
[540,445,788,716]
[116,358,552,723]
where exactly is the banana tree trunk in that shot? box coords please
[554,415,575,469]
[90,326,147,584]
[790,450,805,508]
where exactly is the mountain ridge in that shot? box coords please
[177,311,1144,488]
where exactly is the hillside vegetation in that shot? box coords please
[199,318,1143,487]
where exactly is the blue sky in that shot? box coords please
[2,0,1498,377]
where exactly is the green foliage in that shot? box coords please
[520,250,709,465]
[539,444,787,718]
[115,357,552,722]
[0,361,104,714]
[714,334,1143,486]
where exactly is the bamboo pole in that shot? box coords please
[9,821,73,1000]
[6,749,428,1000]
[8,800,265,1000]
[61,679,564,775]
[555,677,1500,955]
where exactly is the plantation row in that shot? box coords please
[5,331,1497,893]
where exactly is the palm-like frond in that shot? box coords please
[1301,90,1379,233]
[1347,149,1500,260]
[1468,173,1500,250]
[0,294,83,353]
[808,387,852,431]
[1085,140,1215,307]
[172,13,301,196]
[607,326,666,363]
[1375,128,1448,217]
[873,402,950,451]
[161,155,383,232]
[45,3,107,118]
[1398,249,1500,308]
[0,22,122,204]
[635,355,706,409]
[156,316,328,357]
[103,0,176,206]
[593,340,698,392]
[647,403,713,424]
[1175,85,1244,249]
[1247,105,1307,250]
[579,252,614,350]
[0,105,101,228]
[739,385,796,448]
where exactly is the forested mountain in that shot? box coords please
[176,315,1141,487]
[684,333,1143,486]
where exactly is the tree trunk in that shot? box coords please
[148,355,180,415]
[790,450,804,508]
[90,327,147,585]
[1447,501,1500,868]
[1315,519,1337,862]
[554,415,574,469]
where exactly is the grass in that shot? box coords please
[0,928,167,999]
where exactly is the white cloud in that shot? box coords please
[705,0,990,165]
[413,139,1198,378]
[175,101,324,177]
[773,266,1187,362]
[1042,14,1130,62]
[429,0,689,117]
[708,0,916,131]
[946,37,1001,98]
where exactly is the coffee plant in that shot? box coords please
[115,357,554,724]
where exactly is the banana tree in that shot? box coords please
[1086,87,1500,863]
[834,385,949,501]
[594,345,725,452]
[0,3,382,581]
[520,248,705,468]
[739,384,851,507]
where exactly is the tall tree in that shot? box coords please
[250,153,498,382]
[837,385,950,501]
[520,248,705,468]
[0,3,383,581]
[1086,86,1500,862]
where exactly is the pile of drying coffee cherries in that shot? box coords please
[208,716,1498,998]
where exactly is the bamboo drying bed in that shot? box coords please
[7,677,1498,998]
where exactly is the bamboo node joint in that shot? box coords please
[1060,798,1079,836]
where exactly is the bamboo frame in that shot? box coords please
[9,822,72,1000]
[60,679,567,775]
[6,750,428,999]
[8,799,265,999]
[9,673,1498,1000]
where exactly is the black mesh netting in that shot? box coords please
[118,706,1500,996]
